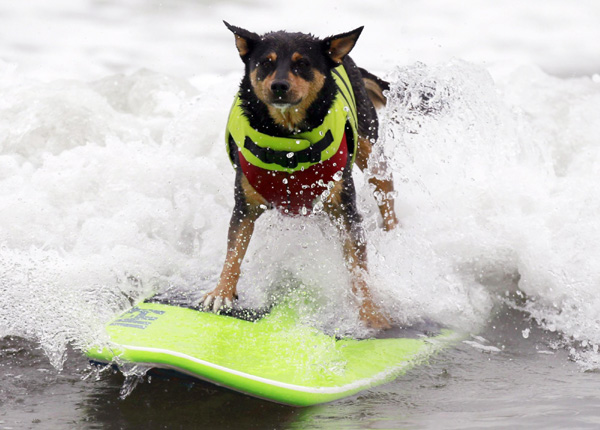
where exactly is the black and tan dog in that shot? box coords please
[201,22,398,329]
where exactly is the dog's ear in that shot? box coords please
[224,21,260,61]
[322,27,364,64]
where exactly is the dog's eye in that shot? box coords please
[293,59,310,72]
[258,58,275,71]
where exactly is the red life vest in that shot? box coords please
[238,133,349,215]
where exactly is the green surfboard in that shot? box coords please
[87,298,457,406]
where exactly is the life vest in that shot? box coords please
[225,65,359,215]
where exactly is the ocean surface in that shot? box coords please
[1,1,600,428]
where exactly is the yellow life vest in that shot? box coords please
[225,65,358,173]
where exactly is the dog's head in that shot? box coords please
[224,22,362,130]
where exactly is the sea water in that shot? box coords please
[1,0,600,428]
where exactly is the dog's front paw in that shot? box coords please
[200,289,235,313]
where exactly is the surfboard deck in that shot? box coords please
[86,298,457,406]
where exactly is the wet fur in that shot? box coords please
[202,23,398,329]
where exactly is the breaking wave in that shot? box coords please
[1,58,599,368]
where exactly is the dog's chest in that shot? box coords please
[238,133,349,215]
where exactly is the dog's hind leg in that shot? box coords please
[346,60,399,231]
[356,137,399,231]
[323,180,391,330]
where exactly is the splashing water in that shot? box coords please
[1,55,600,376]
[374,60,600,358]
[118,364,151,400]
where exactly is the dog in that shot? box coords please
[201,22,399,329]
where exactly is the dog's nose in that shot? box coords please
[271,80,290,97]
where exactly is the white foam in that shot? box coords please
[374,61,600,361]
[1,1,600,370]
[463,341,502,354]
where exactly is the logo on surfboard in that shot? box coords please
[110,306,165,330]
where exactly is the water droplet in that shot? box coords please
[282,178,288,184]
[521,328,530,339]
[119,365,149,400]
[287,152,294,158]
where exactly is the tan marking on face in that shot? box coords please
[248,53,327,131]
[251,71,277,103]
[264,69,327,131]
[250,61,278,107]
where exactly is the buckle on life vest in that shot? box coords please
[243,130,334,170]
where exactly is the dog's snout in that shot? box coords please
[270,80,290,97]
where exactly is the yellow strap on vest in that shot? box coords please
[225,65,358,173]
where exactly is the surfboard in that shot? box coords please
[86,297,457,406]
